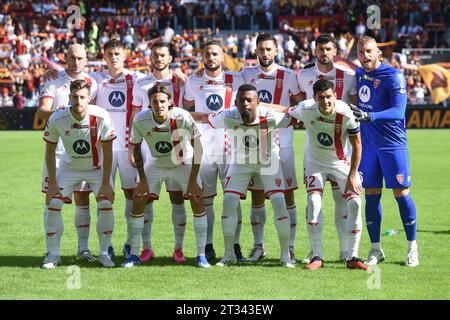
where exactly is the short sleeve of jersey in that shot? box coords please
[346,114,360,135]
[183,113,202,140]
[274,110,294,128]
[131,84,143,108]
[130,118,143,145]
[207,110,227,129]
[87,75,99,100]
[100,114,117,142]
[183,77,195,102]
[43,114,59,143]
[296,70,306,93]
[40,79,55,99]
[288,71,301,96]
[287,102,304,121]
[348,73,357,96]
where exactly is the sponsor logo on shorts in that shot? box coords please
[287,177,292,187]
[109,91,126,108]
[206,94,223,111]
[155,141,173,154]
[396,174,404,184]
[73,140,90,155]
[258,90,272,103]
[44,131,49,136]
[317,132,333,146]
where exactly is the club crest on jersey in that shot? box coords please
[90,126,97,137]
[308,80,314,86]
[317,132,333,146]
[155,141,173,154]
[275,178,282,187]
[396,174,404,184]
[244,135,259,149]
[206,94,223,111]
[276,77,283,88]
[109,91,126,107]
[374,79,381,88]
[258,90,272,103]
[73,140,90,155]
[44,131,49,136]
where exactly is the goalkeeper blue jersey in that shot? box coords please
[356,62,408,150]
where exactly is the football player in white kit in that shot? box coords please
[191,84,296,268]
[131,41,189,264]
[42,79,116,269]
[38,44,99,262]
[240,34,302,262]
[297,34,358,263]
[89,39,147,261]
[184,41,246,262]
[268,79,367,270]
[124,85,209,268]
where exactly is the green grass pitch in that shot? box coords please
[0,130,449,300]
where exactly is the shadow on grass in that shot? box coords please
[417,229,450,235]
[0,256,349,269]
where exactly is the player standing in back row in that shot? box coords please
[352,36,419,267]
[297,34,358,263]
[240,33,302,262]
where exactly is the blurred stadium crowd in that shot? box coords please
[0,0,449,108]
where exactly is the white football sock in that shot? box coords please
[408,240,418,251]
[124,198,133,245]
[235,203,242,244]
[96,200,114,256]
[45,198,64,256]
[43,206,49,253]
[346,197,363,258]
[287,205,297,249]
[222,193,239,253]
[171,203,187,250]
[75,205,90,252]
[307,193,323,258]
[129,214,144,257]
[204,201,215,245]
[332,188,348,255]
[193,213,207,256]
[270,194,290,257]
[250,204,266,247]
[141,202,154,250]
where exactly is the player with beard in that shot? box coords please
[184,41,246,263]
[131,41,190,264]
[297,34,358,264]
[39,44,99,263]
[240,34,302,263]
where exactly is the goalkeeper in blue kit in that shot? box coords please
[351,36,418,267]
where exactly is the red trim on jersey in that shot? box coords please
[89,115,99,168]
[284,186,299,192]
[39,95,54,100]
[273,69,285,104]
[125,74,134,148]
[43,138,58,144]
[259,116,269,162]
[335,69,344,100]
[47,207,61,212]
[334,113,345,161]
[224,73,233,109]
[132,104,142,110]
[171,75,180,107]
[307,188,323,194]
[265,189,285,198]
[170,118,184,164]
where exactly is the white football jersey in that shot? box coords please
[241,64,301,148]
[297,63,357,102]
[90,69,146,152]
[43,105,116,171]
[132,72,184,109]
[130,107,200,168]
[207,106,293,165]
[287,99,360,168]
[40,70,98,154]
[184,70,245,157]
